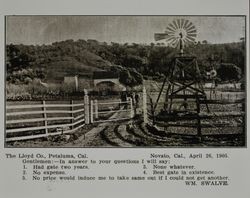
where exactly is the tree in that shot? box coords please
[217,63,242,81]
[202,40,208,44]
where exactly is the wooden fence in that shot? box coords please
[142,86,245,136]
[90,98,134,123]
[6,93,135,142]
[6,100,86,142]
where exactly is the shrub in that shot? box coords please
[217,63,242,81]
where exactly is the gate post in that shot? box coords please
[84,89,90,124]
[42,100,49,136]
[90,100,94,123]
[94,99,98,119]
[195,94,202,138]
[142,86,148,124]
[129,97,134,118]
[71,100,74,129]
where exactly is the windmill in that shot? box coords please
[153,19,209,120]
[154,19,197,55]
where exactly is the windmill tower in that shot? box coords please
[153,19,209,116]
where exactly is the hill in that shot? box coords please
[6,39,245,86]
[6,41,113,84]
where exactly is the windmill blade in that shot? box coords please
[173,20,179,30]
[180,19,185,29]
[169,37,179,44]
[186,35,196,40]
[177,19,181,28]
[183,20,190,29]
[169,23,176,30]
[168,37,177,45]
[165,36,176,43]
[154,33,169,41]
[187,28,197,34]
[186,25,196,32]
[186,36,196,42]
[166,26,176,32]
[187,33,197,38]
[186,22,194,30]
[169,37,179,47]
[187,29,197,34]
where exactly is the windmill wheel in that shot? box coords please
[155,19,197,49]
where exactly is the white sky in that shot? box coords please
[6,16,245,45]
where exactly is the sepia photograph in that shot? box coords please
[5,15,246,148]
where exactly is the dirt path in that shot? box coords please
[64,109,133,147]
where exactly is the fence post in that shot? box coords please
[142,86,148,124]
[84,90,89,124]
[71,100,74,130]
[42,100,48,136]
[94,99,98,119]
[195,95,202,138]
[90,100,94,123]
[241,100,245,141]
[129,97,134,118]
[119,99,121,109]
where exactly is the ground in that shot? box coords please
[7,110,245,148]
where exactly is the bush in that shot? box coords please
[6,83,31,100]
[111,65,143,87]
[217,63,242,82]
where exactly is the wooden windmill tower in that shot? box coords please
[153,19,209,115]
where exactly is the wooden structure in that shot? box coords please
[154,55,209,114]
[90,98,134,123]
[6,91,135,142]
[6,93,89,142]
[143,86,245,138]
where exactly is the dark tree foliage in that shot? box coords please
[6,40,245,86]
[217,63,242,81]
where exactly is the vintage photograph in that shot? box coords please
[5,16,246,148]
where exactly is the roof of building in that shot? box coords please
[93,71,118,79]
[64,73,92,78]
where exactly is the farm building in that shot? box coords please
[63,71,126,94]
[93,71,126,94]
[64,75,79,91]
[64,75,93,91]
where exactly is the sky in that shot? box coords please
[6,16,245,45]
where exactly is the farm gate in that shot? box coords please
[89,98,134,123]
[6,93,135,142]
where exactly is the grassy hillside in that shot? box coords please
[6,41,112,84]
[44,57,105,83]
[6,39,244,88]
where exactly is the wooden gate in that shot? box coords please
[90,98,134,123]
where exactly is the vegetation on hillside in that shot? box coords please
[6,39,245,88]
